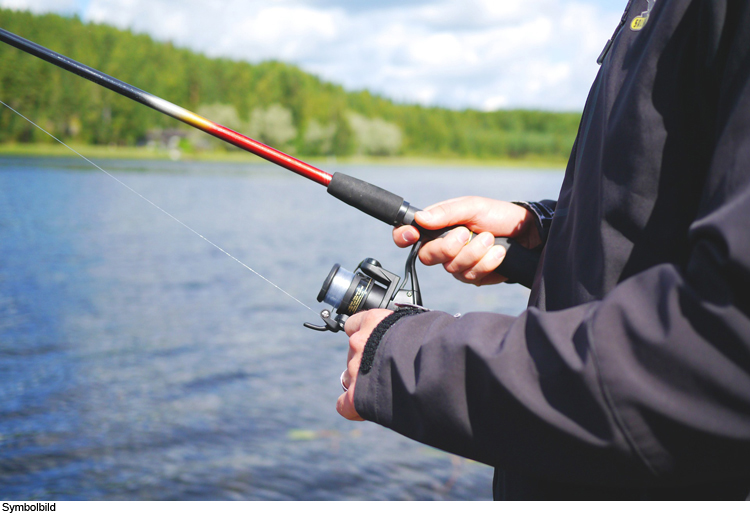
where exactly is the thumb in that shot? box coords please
[414,197,484,230]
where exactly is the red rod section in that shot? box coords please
[0,27,333,187]
[207,122,332,186]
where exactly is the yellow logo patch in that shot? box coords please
[630,15,649,31]
[631,1,656,31]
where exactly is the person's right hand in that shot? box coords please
[392,197,541,286]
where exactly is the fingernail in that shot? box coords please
[480,232,494,248]
[402,230,418,244]
[456,228,471,244]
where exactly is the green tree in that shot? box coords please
[0,7,581,160]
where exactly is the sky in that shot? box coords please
[0,0,626,111]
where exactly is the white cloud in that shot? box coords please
[0,0,78,12]
[0,0,624,110]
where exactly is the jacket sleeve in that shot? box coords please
[354,211,750,486]
[353,25,750,488]
[513,200,557,245]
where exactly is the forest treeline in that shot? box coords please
[0,9,581,160]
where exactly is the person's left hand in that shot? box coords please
[336,308,392,421]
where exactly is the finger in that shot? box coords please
[417,226,472,266]
[452,242,508,285]
[393,225,421,248]
[392,198,473,247]
[347,331,367,363]
[341,368,351,392]
[413,197,488,230]
[443,231,495,274]
[341,354,361,389]
[344,309,391,336]
[336,379,364,421]
[341,357,358,390]
[344,310,392,367]
[344,311,366,336]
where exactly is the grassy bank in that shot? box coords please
[0,142,569,169]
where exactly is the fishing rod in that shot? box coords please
[0,27,541,331]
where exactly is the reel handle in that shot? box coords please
[327,172,542,288]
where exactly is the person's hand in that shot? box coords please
[392,197,540,286]
[336,308,392,421]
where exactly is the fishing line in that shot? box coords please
[0,99,315,313]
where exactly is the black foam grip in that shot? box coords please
[493,237,541,288]
[327,172,405,225]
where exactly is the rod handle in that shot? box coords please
[327,172,411,225]
[327,172,541,288]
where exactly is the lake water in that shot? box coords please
[0,156,563,500]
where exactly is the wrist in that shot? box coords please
[512,201,554,246]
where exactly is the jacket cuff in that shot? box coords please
[513,200,556,244]
[360,306,427,374]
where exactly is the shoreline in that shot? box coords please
[0,143,568,169]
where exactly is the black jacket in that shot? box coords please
[354,0,750,500]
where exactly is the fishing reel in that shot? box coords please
[304,244,423,333]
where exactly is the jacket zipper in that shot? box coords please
[597,0,637,64]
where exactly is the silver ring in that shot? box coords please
[340,369,349,392]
